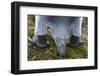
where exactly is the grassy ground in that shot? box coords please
[28,15,88,61]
